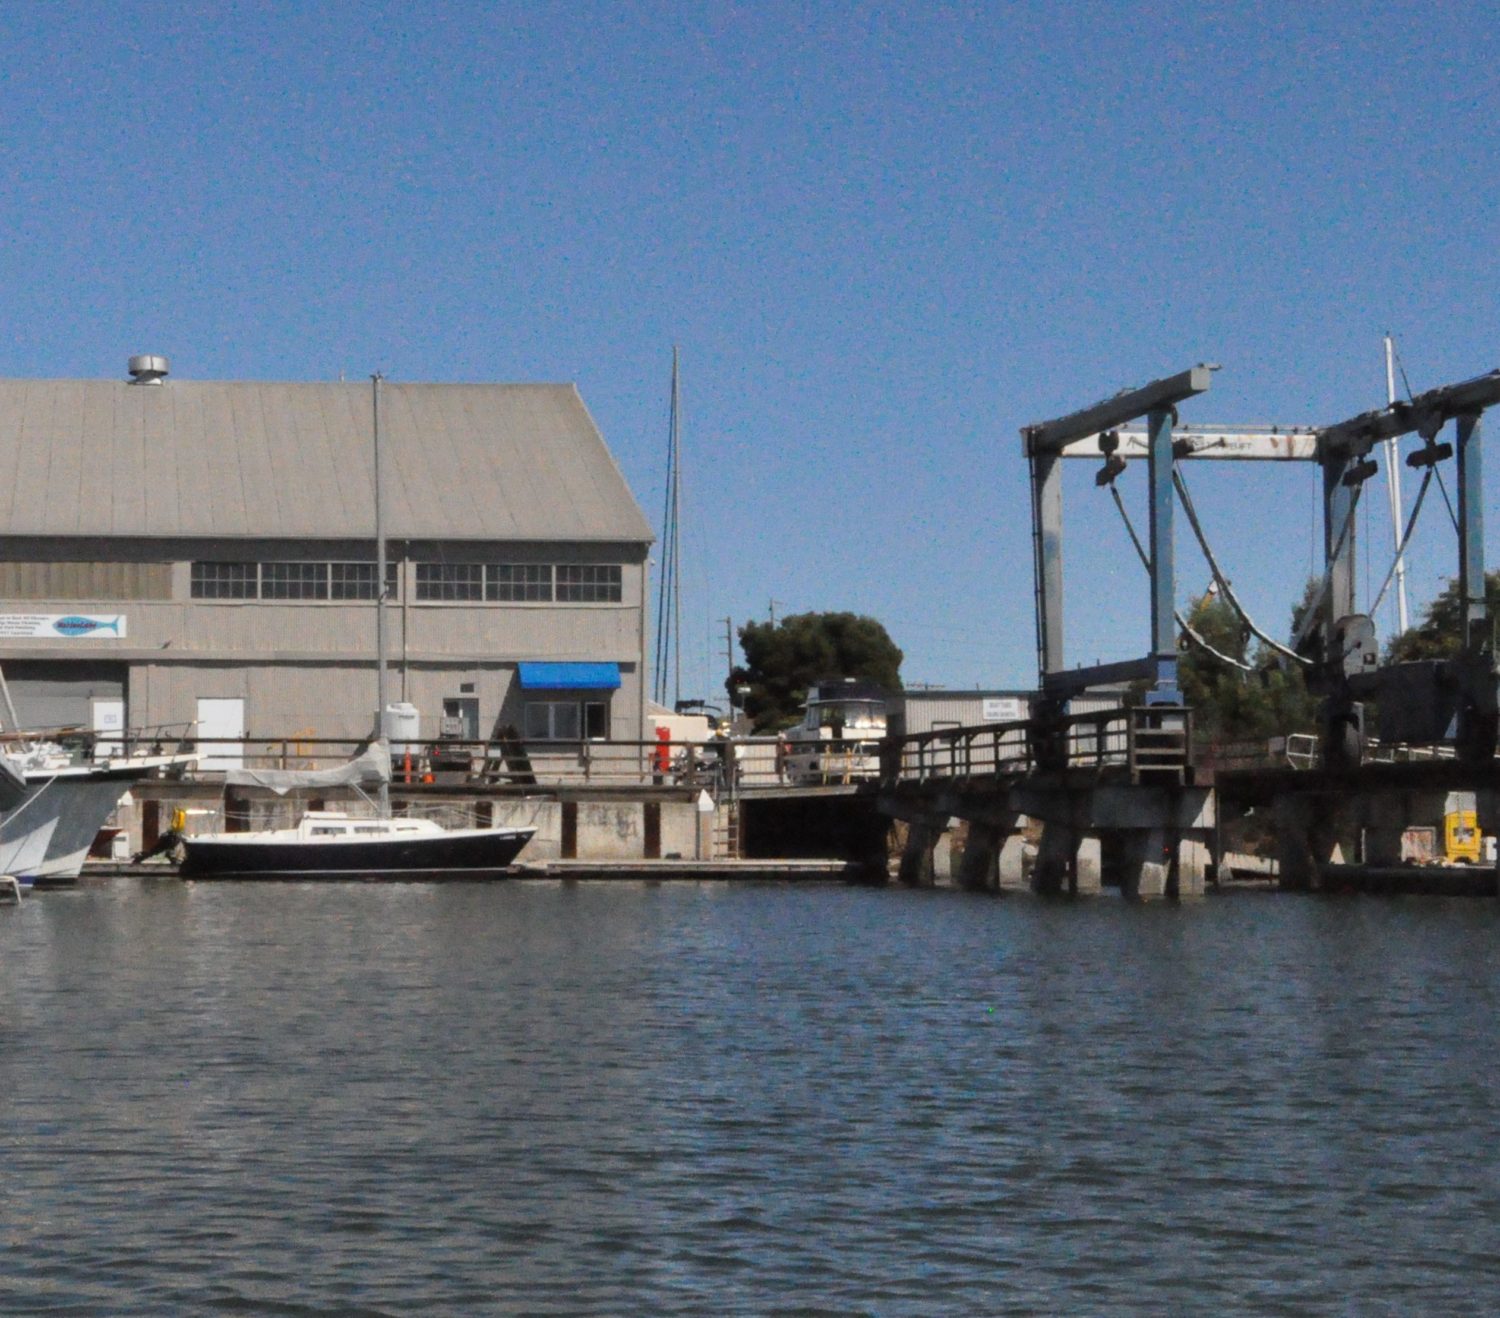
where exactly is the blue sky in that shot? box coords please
[2,1,1496,701]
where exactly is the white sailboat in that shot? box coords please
[179,375,534,879]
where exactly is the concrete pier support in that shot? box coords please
[1033,823,1102,896]
[1274,794,1345,890]
[1116,829,1207,899]
[897,818,941,886]
[957,820,1000,890]
[998,831,1032,890]
[956,815,1030,892]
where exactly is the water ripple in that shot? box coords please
[4,882,1500,1312]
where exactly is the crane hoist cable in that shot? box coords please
[1107,484,1256,673]
[1369,465,1435,620]
[1172,468,1317,667]
[1288,480,1365,656]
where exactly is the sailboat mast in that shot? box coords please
[371,372,392,817]
[1382,334,1410,636]
[652,347,682,707]
[670,349,682,710]
[372,372,389,737]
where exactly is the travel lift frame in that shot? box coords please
[1023,364,1500,770]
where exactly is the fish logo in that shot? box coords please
[53,616,121,637]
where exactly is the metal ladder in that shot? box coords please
[711,791,742,859]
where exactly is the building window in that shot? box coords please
[525,701,581,741]
[261,562,329,600]
[191,562,258,599]
[488,564,553,602]
[556,564,622,603]
[330,563,398,600]
[416,563,485,601]
[191,560,399,601]
[523,699,609,741]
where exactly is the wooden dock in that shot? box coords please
[77,858,864,884]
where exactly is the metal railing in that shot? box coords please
[126,734,786,791]
[888,706,1193,787]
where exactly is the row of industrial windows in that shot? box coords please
[190,562,623,603]
[414,563,623,603]
[191,562,400,600]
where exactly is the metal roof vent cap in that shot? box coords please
[126,354,169,384]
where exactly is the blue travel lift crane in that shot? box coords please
[1023,363,1500,770]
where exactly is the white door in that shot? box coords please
[196,697,246,771]
[91,697,125,760]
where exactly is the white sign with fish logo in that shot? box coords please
[0,614,128,639]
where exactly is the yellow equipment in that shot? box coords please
[1444,809,1481,864]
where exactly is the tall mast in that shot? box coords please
[372,372,391,817]
[652,347,682,707]
[671,350,682,709]
[1382,334,1410,636]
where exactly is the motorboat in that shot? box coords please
[0,741,194,887]
[781,679,888,785]
[178,731,534,880]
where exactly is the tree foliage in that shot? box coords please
[730,612,903,732]
[1387,571,1500,662]
[1178,593,1318,747]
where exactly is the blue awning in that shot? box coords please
[517,662,621,691]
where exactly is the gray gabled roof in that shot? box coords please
[0,378,653,542]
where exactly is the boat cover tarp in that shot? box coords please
[517,661,621,690]
[224,742,392,795]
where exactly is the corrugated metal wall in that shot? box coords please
[0,561,172,599]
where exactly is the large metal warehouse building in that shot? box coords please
[0,359,654,762]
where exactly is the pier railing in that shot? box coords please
[888,706,1193,787]
[93,708,1198,793]
[108,734,792,790]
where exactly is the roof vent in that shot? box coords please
[127,354,170,384]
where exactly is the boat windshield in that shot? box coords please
[812,701,885,731]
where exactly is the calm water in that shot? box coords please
[3,880,1500,1315]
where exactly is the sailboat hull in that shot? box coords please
[179,826,535,879]
[0,761,178,886]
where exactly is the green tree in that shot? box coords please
[731,612,903,732]
[1178,593,1318,747]
[1387,571,1500,662]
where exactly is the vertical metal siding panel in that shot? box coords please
[152,387,180,535]
[0,387,23,529]
[386,385,446,540]
[285,385,343,537]
[189,386,235,536]
[231,384,279,537]
[168,384,199,535]
[432,389,501,539]
[451,388,522,538]
[42,382,83,535]
[323,384,374,543]
[484,387,553,541]
[12,383,54,534]
[109,382,150,536]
